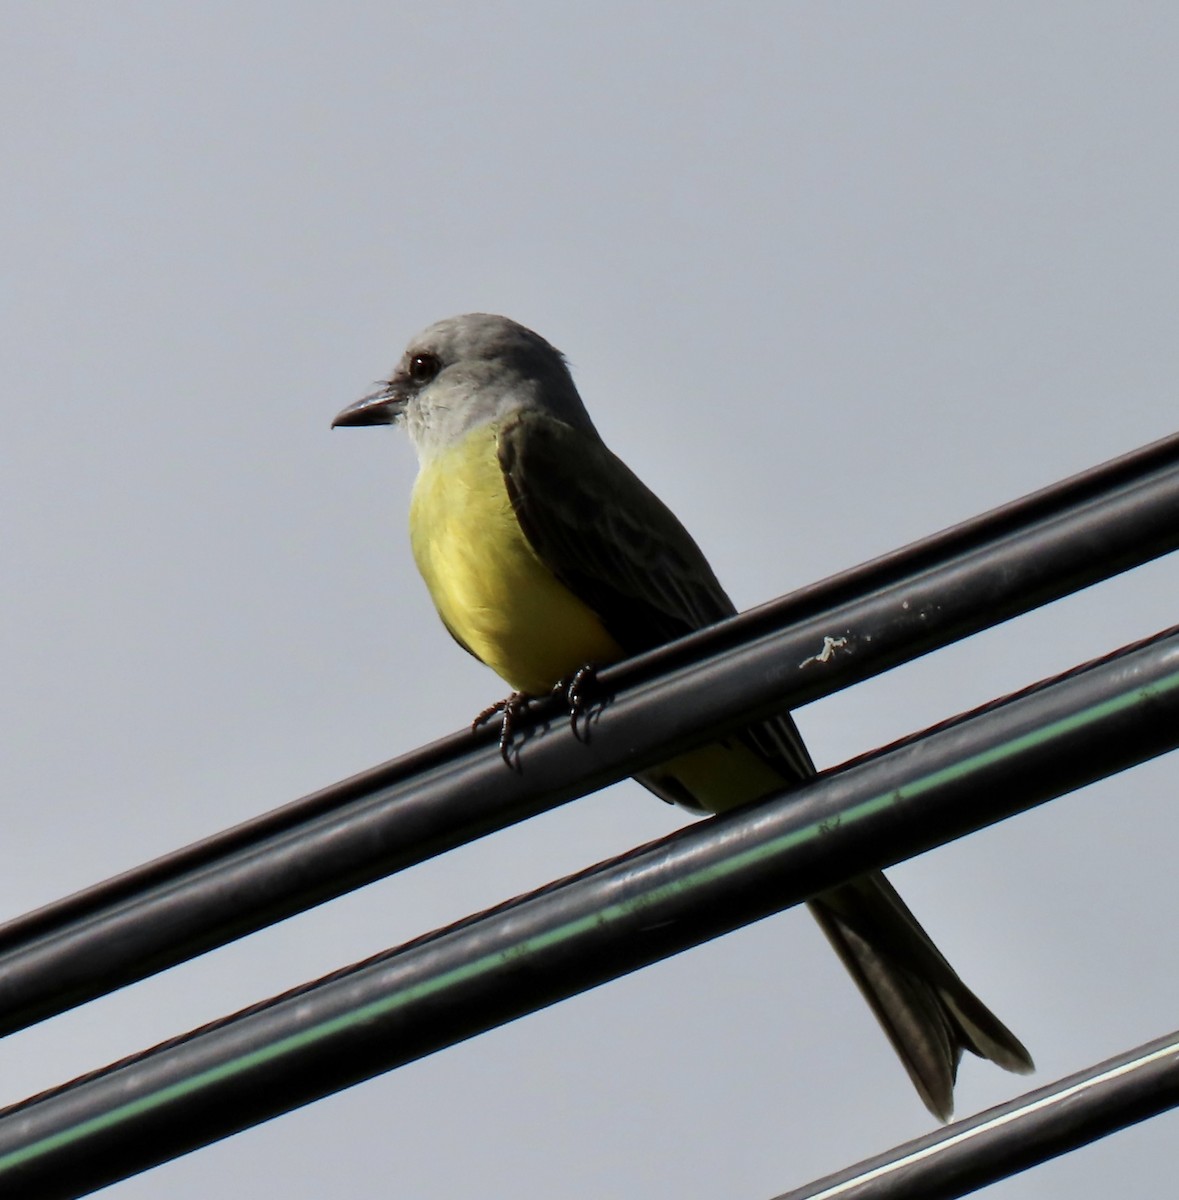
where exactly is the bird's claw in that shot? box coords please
[475,665,601,767]
[473,691,533,767]
[554,663,601,740]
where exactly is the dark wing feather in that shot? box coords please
[498,411,1033,1118]
[497,410,812,781]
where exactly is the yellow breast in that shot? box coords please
[408,425,623,694]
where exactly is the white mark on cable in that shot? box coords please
[799,635,850,669]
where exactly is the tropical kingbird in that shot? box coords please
[332,312,1032,1119]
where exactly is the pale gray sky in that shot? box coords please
[4,4,1179,1197]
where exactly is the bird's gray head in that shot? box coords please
[332,313,598,461]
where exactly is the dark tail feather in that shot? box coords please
[808,872,1033,1121]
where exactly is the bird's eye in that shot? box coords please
[407,352,441,384]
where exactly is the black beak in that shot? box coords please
[331,386,407,428]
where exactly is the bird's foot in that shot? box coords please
[474,665,602,765]
[553,663,601,740]
[473,691,533,766]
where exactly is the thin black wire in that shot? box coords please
[0,431,1178,1038]
[771,1030,1179,1200]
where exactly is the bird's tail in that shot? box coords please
[807,871,1034,1121]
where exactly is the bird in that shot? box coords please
[332,312,1033,1120]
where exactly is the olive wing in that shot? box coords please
[498,411,812,782]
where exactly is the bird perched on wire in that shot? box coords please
[332,312,1033,1119]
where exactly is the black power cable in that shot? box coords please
[1,626,1177,1199]
[0,432,1177,1040]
